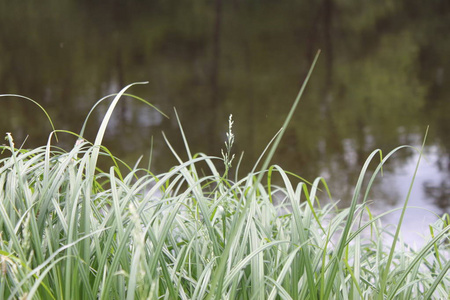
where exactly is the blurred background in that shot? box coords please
[1,0,449,242]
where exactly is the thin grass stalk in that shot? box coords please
[206,49,321,300]
[164,113,222,257]
[322,148,382,298]
[379,129,428,298]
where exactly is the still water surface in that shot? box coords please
[1,1,449,241]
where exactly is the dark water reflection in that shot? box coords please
[1,1,449,231]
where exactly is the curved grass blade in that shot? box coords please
[0,94,58,141]
[78,89,168,140]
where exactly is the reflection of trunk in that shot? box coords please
[209,0,223,153]
[305,0,334,116]
[356,119,364,165]
[321,0,334,118]
[116,48,127,128]
[320,0,338,166]
[244,43,256,158]
[305,3,321,67]
[305,0,334,84]
[322,0,337,168]
[324,0,333,88]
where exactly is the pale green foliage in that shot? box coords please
[1,70,449,299]
[0,129,449,299]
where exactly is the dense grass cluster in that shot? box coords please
[1,129,449,300]
[1,56,449,299]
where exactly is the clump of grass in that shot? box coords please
[1,53,449,299]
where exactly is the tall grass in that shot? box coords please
[1,54,449,299]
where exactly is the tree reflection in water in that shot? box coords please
[0,0,449,221]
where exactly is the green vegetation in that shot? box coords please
[1,63,449,298]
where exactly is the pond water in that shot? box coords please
[1,1,449,242]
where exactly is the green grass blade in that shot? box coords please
[0,94,58,141]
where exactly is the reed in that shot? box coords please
[1,54,449,299]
